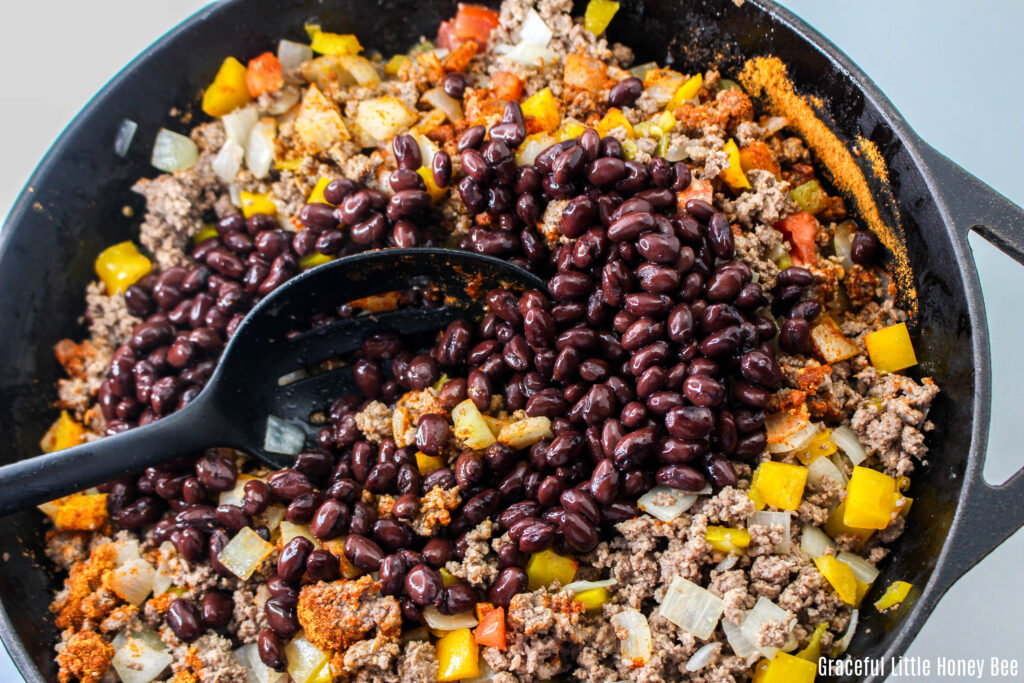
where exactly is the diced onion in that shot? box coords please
[834,223,854,270]
[739,597,795,658]
[610,607,652,665]
[245,119,276,180]
[235,642,287,683]
[152,542,174,597]
[115,119,137,157]
[638,485,699,522]
[495,41,559,68]
[761,116,788,137]
[112,631,172,683]
[278,40,313,71]
[831,425,867,465]
[561,579,616,595]
[265,505,286,532]
[113,539,142,566]
[109,558,155,606]
[747,511,791,553]
[715,553,739,572]
[213,140,245,183]
[834,609,858,655]
[277,369,309,387]
[285,633,330,683]
[266,87,301,115]
[220,474,256,507]
[721,618,757,658]
[218,527,275,580]
[837,551,880,584]
[685,642,721,672]
[411,132,439,167]
[264,415,306,455]
[520,9,553,47]
[516,134,553,167]
[421,87,464,122]
[659,576,724,640]
[223,105,259,146]
[767,420,819,454]
[228,183,242,207]
[807,456,845,492]
[422,606,478,631]
[279,521,319,548]
[151,128,198,173]
[799,525,835,560]
[628,62,658,79]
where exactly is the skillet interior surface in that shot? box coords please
[0,1,980,680]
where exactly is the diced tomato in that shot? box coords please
[776,211,819,266]
[677,178,714,211]
[438,4,501,50]
[491,71,524,101]
[473,606,507,650]
[246,52,283,97]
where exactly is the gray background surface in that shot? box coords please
[0,1,1020,680]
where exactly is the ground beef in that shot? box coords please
[229,583,269,644]
[850,368,939,476]
[444,519,499,588]
[777,565,849,632]
[708,569,752,624]
[748,555,795,601]
[411,486,462,536]
[718,169,795,229]
[700,486,755,526]
[296,575,402,652]
[354,400,392,444]
[55,629,113,683]
[84,282,140,352]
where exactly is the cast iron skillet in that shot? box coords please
[0,1,1022,681]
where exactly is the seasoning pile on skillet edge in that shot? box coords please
[41,1,938,681]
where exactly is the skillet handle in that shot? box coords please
[916,141,1024,589]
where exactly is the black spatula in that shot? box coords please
[0,248,544,516]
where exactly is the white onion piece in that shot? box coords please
[278,39,313,71]
[246,119,276,179]
[112,631,172,683]
[235,642,287,683]
[265,505,286,532]
[685,642,721,672]
[115,119,138,157]
[807,456,845,492]
[799,525,835,559]
[761,116,788,137]
[264,415,305,455]
[610,607,652,665]
[223,105,259,145]
[422,606,478,631]
[747,511,791,553]
[721,618,757,658]
[834,224,854,270]
[109,558,155,606]
[411,133,439,167]
[520,9,553,47]
[462,656,496,683]
[659,576,724,640]
[229,183,242,207]
[638,485,698,522]
[831,425,867,465]
[266,87,301,115]
[517,134,552,166]
[152,543,174,597]
[496,41,559,68]
[739,597,794,659]
[834,609,859,655]
[421,87,464,122]
[768,421,819,454]
[285,633,329,683]
[837,551,880,584]
[628,62,658,79]
[714,553,739,572]
[213,140,245,183]
[561,578,616,595]
[113,539,142,566]
[151,128,198,173]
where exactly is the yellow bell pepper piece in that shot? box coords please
[853,578,872,606]
[654,110,676,133]
[52,493,109,531]
[309,659,333,683]
[796,430,838,465]
[749,461,807,511]
[844,466,897,530]
[202,57,252,118]
[521,87,560,134]
[416,451,445,475]
[385,54,410,76]
[526,549,578,591]
[584,0,620,35]
[873,580,913,612]
[865,322,917,373]
[753,652,817,683]
[555,119,587,142]
[305,24,363,55]
[573,587,610,613]
[720,139,751,190]
[796,622,828,662]
[814,555,858,605]
[193,224,219,245]
[824,500,874,546]
[621,138,638,161]
[240,191,277,219]
[276,157,304,171]
[40,411,86,453]
[452,399,497,450]
[307,176,333,205]
[95,241,152,295]
[299,252,334,270]
[436,628,480,682]
[667,73,703,110]
[894,493,913,518]
[595,107,635,139]
[417,166,448,203]
[704,526,751,553]
[440,567,459,588]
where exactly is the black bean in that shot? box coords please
[305,549,340,583]
[517,522,555,553]
[277,537,313,582]
[740,348,783,388]
[201,590,233,628]
[405,564,443,606]
[789,300,822,322]
[393,133,422,170]
[267,469,311,502]
[310,499,349,540]
[612,427,656,470]
[490,567,528,608]
[851,230,879,264]
[344,534,384,572]
[560,509,599,551]
[733,380,771,408]
[168,598,202,642]
[779,317,811,354]
[656,464,706,491]
[265,599,299,638]
[609,77,643,107]
[735,430,768,457]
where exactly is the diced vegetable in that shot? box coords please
[385,54,411,76]
[246,52,284,97]
[739,139,781,176]
[753,652,817,683]
[667,73,703,110]
[595,107,635,138]
[833,219,855,269]
[791,179,828,215]
[806,455,845,492]
[796,621,828,662]
[874,580,912,612]
[112,631,172,683]
[659,576,725,640]
[564,53,608,94]
[495,41,558,68]
[491,71,524,101]
[151,128,199,173]
[520,9,553,47]
[114,118,137,157]
[279,520,320,549]
[278,39,313,71]
[202,57,252,117]
[212,140,245,182]
[218,527,275,580]
[837,551,880,585]
[452,399,497,450]
[748,462,807,511]
[245,118,276,179]
[814,555,857,605]
[747,511,791,553]
[235,642,287,683]
[824,500,874,545]
[830,425,867,466]
[40,411,86,453]
[610,607,652,665]
[516,132,554,166]
[865,322,918,373]
[584,0,620,35]
[264,414,306,456]
[562,579,615,612]
[521,87,560,133]
[844,466,897,529]
[638,484,700,522]
[286,633,330,683]
[307,176,333,205]
[306,24,363,55]
[473,606,506,649]
[705,526,751,554]
[438,4,500,50]
[740,597,795,659]
[796,429,837,465]
[193,225,218,245]
[109,558,156,606]
[775,212,819,266]
[422,87,464,122]
[525,548,577,591]
[766,409,815,453]
[643,67,686,106]
[95,241,152,295]
[424,606,478,631]
[799,524,835,559]
[436,628,480,681]
[296,85,349,153]
[240,191,276,219]
[354,96,417,145]
[810,317,860,363]
[722,618,757,658]
[299,252,334,269]
[720,139,751,190]
[416,451,446,474]
[497,416,553,449]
